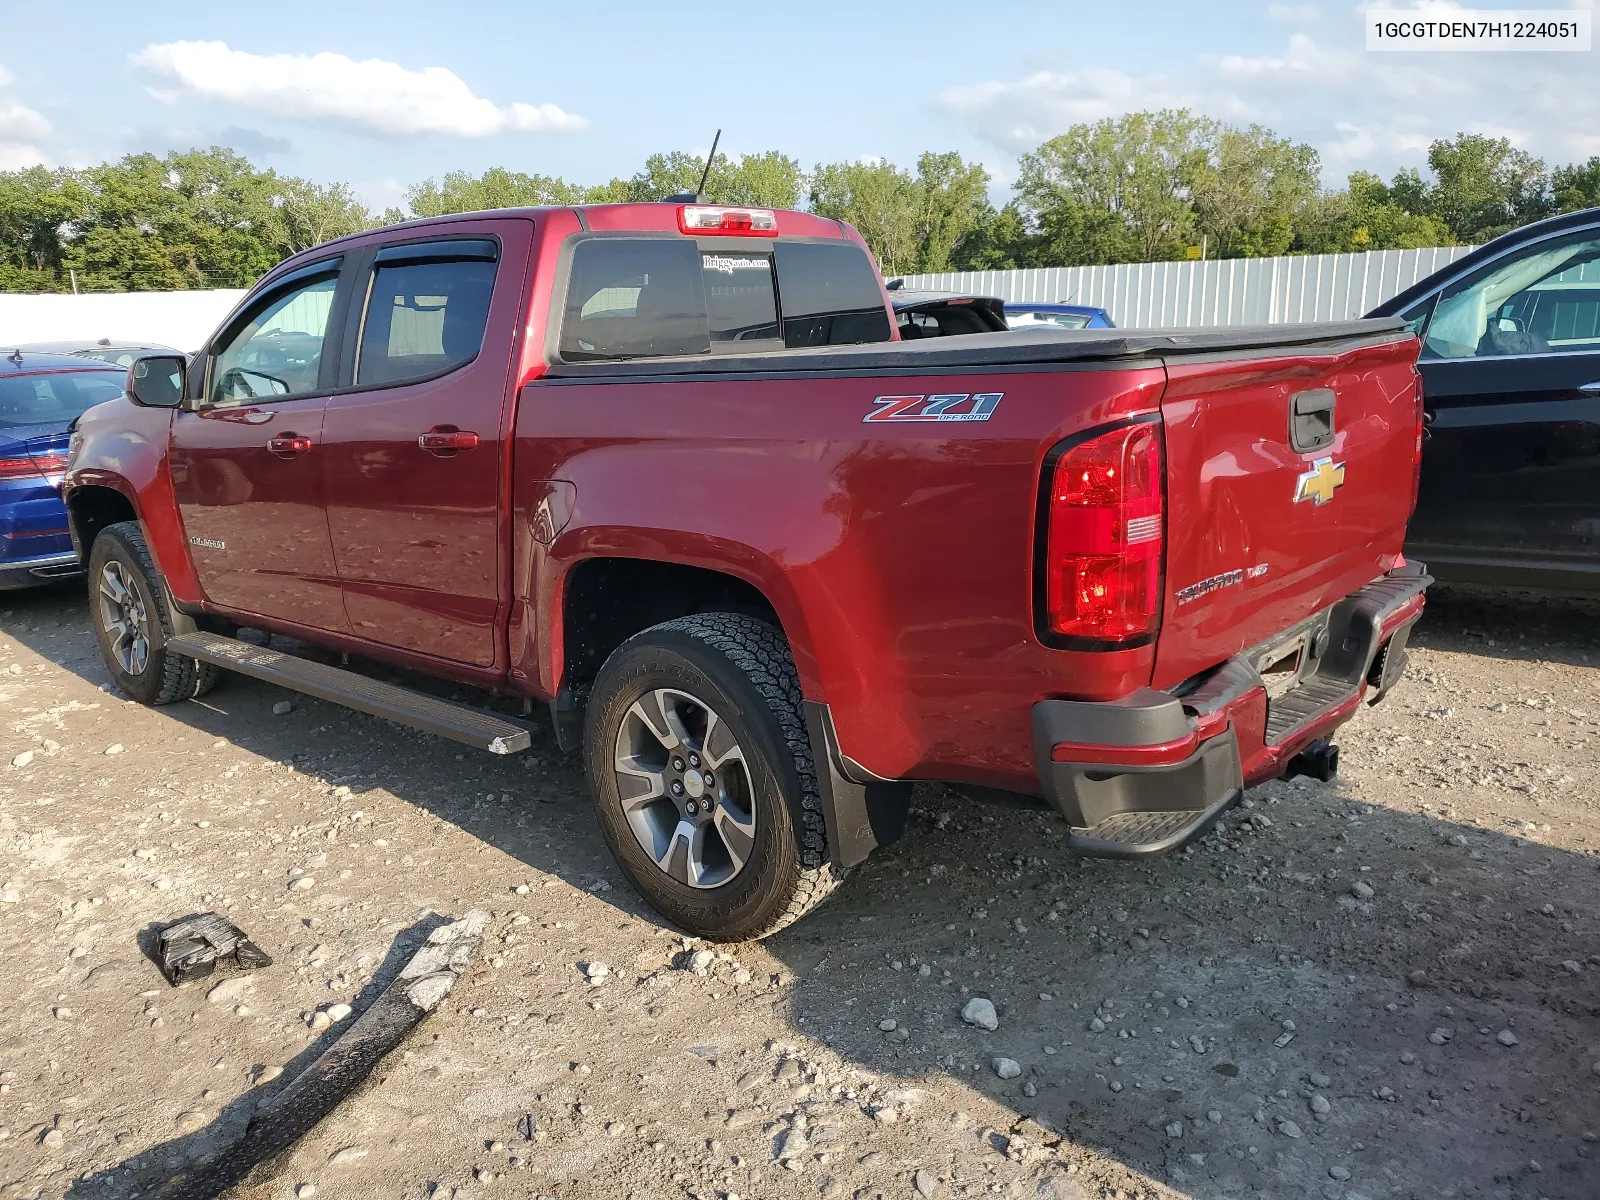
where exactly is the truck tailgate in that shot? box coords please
[1153,331,1422,690]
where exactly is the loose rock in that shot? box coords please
[961,997,999,1030]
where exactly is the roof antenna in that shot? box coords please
[7,350,21,366]
[694,129,722,201]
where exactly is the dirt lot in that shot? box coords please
[1,582,1598,1200]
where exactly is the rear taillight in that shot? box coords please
[1042,421,1164,644]
[0,452,67,481]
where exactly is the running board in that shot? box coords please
[167,632,533,755]
[1066,788,1240,858]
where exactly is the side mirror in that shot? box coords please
[127,354,187,408]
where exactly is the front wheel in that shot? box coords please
[584,613,843,941]
[88,521,217,705]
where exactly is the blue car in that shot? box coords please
[1,351,128,590]
[1003,302,1116,330]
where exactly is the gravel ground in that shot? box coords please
[1,583,1598,1200]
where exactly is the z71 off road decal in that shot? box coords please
[863,392,1003,424]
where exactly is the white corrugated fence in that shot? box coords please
[0,246,1482,348]
[0,288,247,353]
[895,246,1477,327]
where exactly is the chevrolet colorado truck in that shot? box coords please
[63,201,1429,941]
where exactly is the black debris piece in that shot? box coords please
[145,909,488,1199]
[155,912,273,986]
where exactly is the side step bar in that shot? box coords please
[1066,787,1240,858]
[167,632,534,755]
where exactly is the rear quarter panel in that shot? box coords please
[513,365,1164,789]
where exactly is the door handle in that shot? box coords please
[266,433,313,456]
[418,427,480,455]
[1578,381,1600,395]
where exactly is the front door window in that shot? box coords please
[210,274,339,405]
[1422,234,1600,360]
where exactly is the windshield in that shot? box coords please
[0,370,125,428]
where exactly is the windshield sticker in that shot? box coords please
[863,393,1003,423]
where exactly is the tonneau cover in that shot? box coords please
[542,318,1409,379]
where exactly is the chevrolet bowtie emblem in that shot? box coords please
[1294,456,1345,506]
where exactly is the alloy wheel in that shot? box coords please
[612,688,757,889]
[98,560,151,676]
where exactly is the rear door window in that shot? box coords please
[356,243,499,386]
[773,242,893,348]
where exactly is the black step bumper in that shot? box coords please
[1034,563,1430,857]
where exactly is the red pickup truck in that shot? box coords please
[63,201,1428,941]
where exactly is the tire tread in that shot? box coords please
[94,522,218,705]
[615,612,844,939]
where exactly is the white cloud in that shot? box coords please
[1268,3,1321,21]
[0,64,52,168]
[937,2,1600,183]
[130,41,587,138]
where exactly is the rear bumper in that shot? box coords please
[0,549,82,590]
[1034,563,1430,856]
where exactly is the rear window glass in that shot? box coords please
[773,242,893,348]
[559,237,889,361]
[702,253,779,346]
[357,257,498,386]
[561,240,711,361]
[0,371,124,427]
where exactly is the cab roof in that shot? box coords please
[283,203,851,275]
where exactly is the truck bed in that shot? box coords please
[542,319,1410,377]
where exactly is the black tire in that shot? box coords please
[87,521,218,705]
[584,613,844,941]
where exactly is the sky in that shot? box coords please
[2,0,1597,211]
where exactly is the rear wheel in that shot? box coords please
[88,522,217,705]
[584,613,843,941]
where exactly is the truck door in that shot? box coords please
[1405,226,1600,588]
[319,223,531,668]
[169,258,352,632]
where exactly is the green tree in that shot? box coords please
[1552,157,1600,213]
[61,148,289,290]
[626,149,804,208]
[1292,171,1454,254]
[406,167,589,217]
[907,152,991,272]
[1017,110,1208,264]
[1421,133,1550,241]
[950,199,1033,270]
[273,178,376,256]
[1188,124,1321,258]
[809,158,918,274]
[0,166,83,291]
